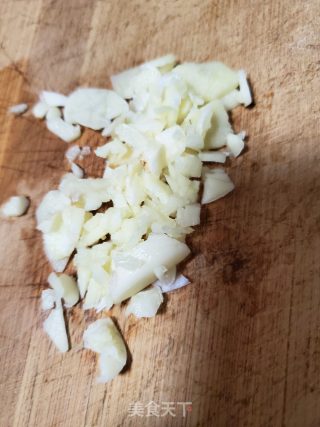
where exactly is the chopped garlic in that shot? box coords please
[110,233,190,303]
[59,173,111,211]
[176,203,201,227]
[41,91,68,107]
[1,196,29,217]
[34,55,253,382]
[79,208,124,247]
[98,352,125,383]
[41,288,56,310]
[65,145,81,163]
[36,190,71,226]
[154,265,176,288]
[64,88,128,130]
[43,205,85,270]
[155,274,190,293]
[51,258,69,273]
[126,285,163,318]
[8,103,28,115]
[46,118,81,143]
[48,272,79,308]
[238,70,252,107]
[221,90,242,110]
[46,106,62,120]
[83,278,112,310]
[154,265,169,281]
[173,154,202,178]
[32,101,49,119]
[199,151,227,163]
[205,100,232,149]
[71,162,84,178]
[202,170,235,204]
[83,318,127,383]
[146,54,177,70]
[74,242,112,298]
[43,299,68,352]
[174,62,239,101]
[226,132,245,157]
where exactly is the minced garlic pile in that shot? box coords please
[31,54,252,383]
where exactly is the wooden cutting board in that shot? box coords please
[0,1,319,426]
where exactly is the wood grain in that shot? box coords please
[0,1,319,426]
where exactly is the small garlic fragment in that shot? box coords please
[226,132,245,157]
[238,70,252,107]
[41,288,56,310]
[110,234,191,304]
[46,117,81,142]
[8,103,28,115]
[199,151,227,163]
[64,88,128,130]
[65,145,81,163]
[83,318,127,383]
[126,285,163,318]
[155,274,190,293]
[221,90,242,110]
[43,299,69,352]
[48,272,79,308]
[41,90,68,107]
[176,203,201,227]
[32,101,49,119]
[202,170,235,204]
[46,106,62,120]
[71,162,84,178]
[1,196,29,217]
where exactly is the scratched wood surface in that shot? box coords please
[0,1,319,426]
